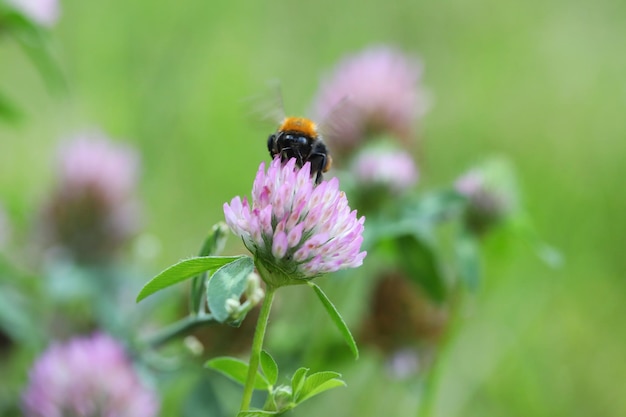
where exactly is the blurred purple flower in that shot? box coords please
[5,0,59,26]
[455,169,509,234]
[22,333,159,417]
[454,170,483,197]
[39,132,141,263]
[352,148,418,194]
[57,134,139,202]
[224,157,366,286]
[385,348,420,379]
[311,46,428,156]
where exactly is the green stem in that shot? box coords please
[416,289,466,417]
[239,285,276,412]
[145,314,216,349]
[416,353,442,417]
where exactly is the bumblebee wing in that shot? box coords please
[242,79,287,128]
[315,95,360,145]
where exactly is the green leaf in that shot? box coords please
[0,285,37,343]
[363,189,465,251]
[260,350,279,387]
[0,91,21,123]
[206,256,254,323]
[237,411,279,417]
[191,223,230,313]
[393,234,447,303]
[308,282,359,359]
[3,10,67,94]
[534,242,564,269]
[182,374,224,417]
[198,222,229,257]
[189,274,205,314]
[297,371,344,403]
[136,256,242,302]
[205,357,268,390]
[291,367,309,399]
[509,212,564,269]
[298,378,346,403]
[1,7,39,31]
[408,189,465,225]
[456,232,481,290]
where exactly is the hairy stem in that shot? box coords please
[239,285,276,412]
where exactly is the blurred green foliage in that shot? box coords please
[1,0,625,416]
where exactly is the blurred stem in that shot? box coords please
[240,284,276,412]
[144,313,216,349]
[416,289,466,417]
[416,350,442,417]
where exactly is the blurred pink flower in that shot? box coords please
[455,169,508,234]
[56,133,139,203]
[311,46,428,156]
[385,348,420,379]
[6,0,59,26]
[454,170,483,196]
[352,148,418,194]
[39,132,141,263]
[224,157,366,286]
[22,333,159,417]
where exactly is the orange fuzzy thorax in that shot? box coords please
[279,117,319,138]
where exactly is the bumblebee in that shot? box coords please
[267,117,332,184]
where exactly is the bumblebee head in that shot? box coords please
[278,117,319,139]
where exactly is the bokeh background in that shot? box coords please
[1,0,625,416]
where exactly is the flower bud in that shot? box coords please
[225,297,242,317]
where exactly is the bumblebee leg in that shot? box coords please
[308,153,327,184]
[289,148,305,167]
[311,142,331,168]
[323,154,333,172]
[267,134,276,158]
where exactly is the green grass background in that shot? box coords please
[1,0,625,415]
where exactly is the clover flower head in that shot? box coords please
[22,333,159,417]
[352,147,418,194]
[455,165,514,235]
[311,45,428,156]
[39,132,141,262]
[454,170,484,197]
[224,158,366,286]
[57,133,139,203]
